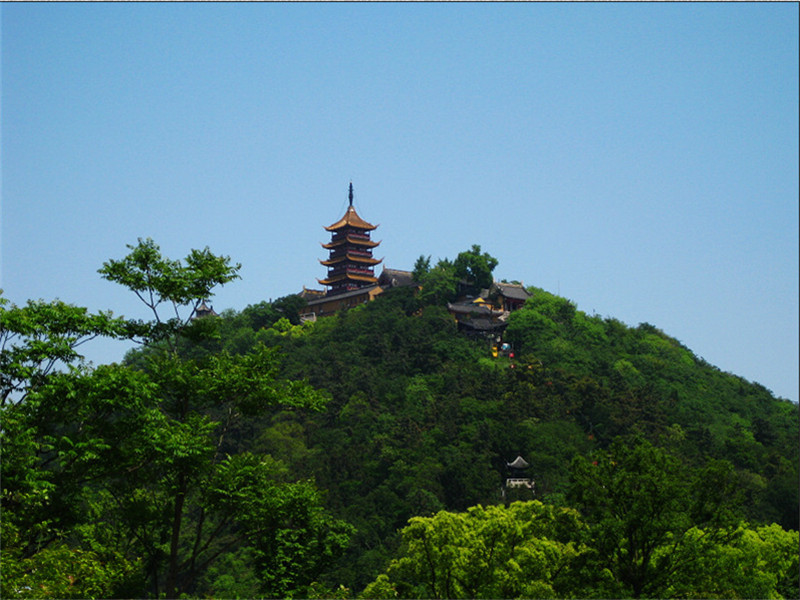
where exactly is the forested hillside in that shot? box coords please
[2,240,797,598]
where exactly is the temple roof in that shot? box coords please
[494,282,531,301]
[378,268,416,288]
[299,287,326,300]
[446,302,505,317]
[457,318,507,332]
[324,205,378,232]
[305,284,383,306]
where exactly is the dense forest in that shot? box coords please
[2,239,797,599]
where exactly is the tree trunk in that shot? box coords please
[165,474,187,598]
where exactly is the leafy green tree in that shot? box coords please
[273,294,309,326]
[568,437,745,598]
[98,237,241,346]
[412,246,498,305]
[1,294,141,598]
[361,501,585,599]
[412,255,432,283]
[417,258,458,305]
[210,453,354,598]
[663,523,799,599]
[2,240,348,599]
[98,240,340,597]
[453,244,498,291]
[0,294,128,406]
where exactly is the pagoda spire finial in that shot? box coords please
[348,182,354,206]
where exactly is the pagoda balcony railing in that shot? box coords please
[329,249,373,259]
[328,267,375,277]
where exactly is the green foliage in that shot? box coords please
[417,259,458,305]
[273,294,309,326]
[3,241,798,598]
[196,546,261,599]
[413,245,498,306]
[364,500,798,600]
[209,453,354,598]
[1,241,348,599]
[568,438,744,598]
[0,293,129,405]
[453,244,498,291]
[98,237,240,343]
[0,527,142,599]
[412,255,432,282]
[662,524,799,599]
[362,501,585,599]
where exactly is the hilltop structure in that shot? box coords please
[318,183,382,295]
[446,282,531,338]
[300,184,530,326]
[302,185,405,319]
[502,455,535,500]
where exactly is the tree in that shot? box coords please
[662,523,799,599]
[417,259,458,305]
[98,237,241,346]
[273,294,309,326]
[413,246,499,305]
[0,293,128,406]
[98,240,341,597]
[567,437,745,598]
[1,294,140,598]
[2,240,349,599]
[453,244,498,291]
[361,501,585,599]
[412,255,432,283]
[209,453,353,598]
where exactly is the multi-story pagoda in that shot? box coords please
[319,183,382,296]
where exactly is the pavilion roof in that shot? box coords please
[507,456,530,469]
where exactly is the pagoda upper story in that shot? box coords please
[319,184,382,296]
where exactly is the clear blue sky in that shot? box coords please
[2,3,798,402]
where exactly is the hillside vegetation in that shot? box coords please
[1,239,797,598]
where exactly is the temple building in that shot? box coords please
[318,183,382,296]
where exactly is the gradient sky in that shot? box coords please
[2,3,798,402]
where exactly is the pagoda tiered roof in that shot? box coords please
[318,273,380,286]
[320,253,383,266]
[321,235,380,249]
[324,205,378,231]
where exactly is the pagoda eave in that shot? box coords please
[324,206,379,231]
[321,237,381,249]
[318,273,379,285]
[320,255,383,266]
